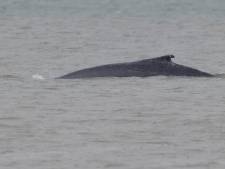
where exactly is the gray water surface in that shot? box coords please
[1,1,225,169]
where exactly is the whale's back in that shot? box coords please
[58,55,213,79]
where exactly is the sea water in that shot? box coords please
[1,0,225,168]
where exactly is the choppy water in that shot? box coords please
[1,1,225,169]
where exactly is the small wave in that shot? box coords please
[32,74,45,80]
[0,74,20,79]
[214,74,225,78]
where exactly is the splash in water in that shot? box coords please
[32,74,45,80]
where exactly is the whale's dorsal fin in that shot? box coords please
[153,55,175,62]
[134,55,175,65]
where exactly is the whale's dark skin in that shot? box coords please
[58,55,213,79]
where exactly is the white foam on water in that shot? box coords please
[32,74,45,80]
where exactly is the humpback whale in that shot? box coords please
[58,55,213,79]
